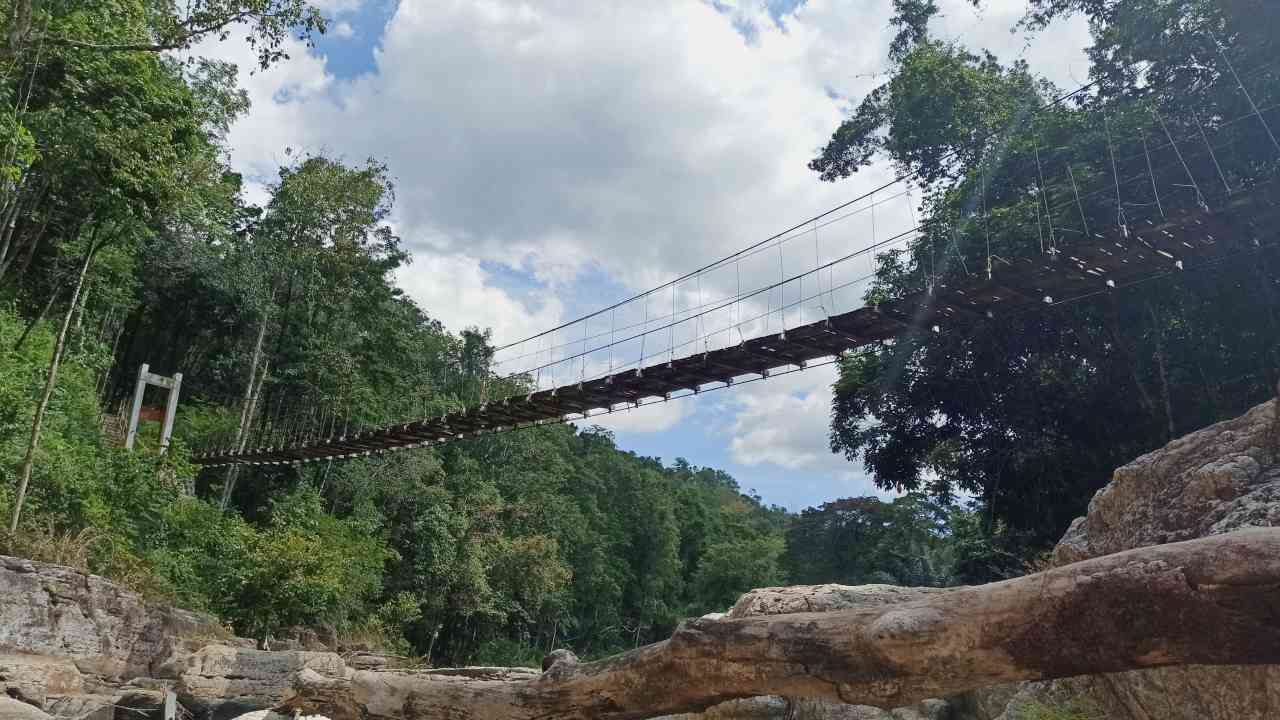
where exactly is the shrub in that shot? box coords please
[145,497,256,613]
[229,486,394,637]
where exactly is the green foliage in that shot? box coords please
[818,0,1280,553]
[784,494,958,587]
[0,114,36,184]
[5,0,327,70]
[810,40,1042,185]
[692,534,784,609]
[145,496,255,612]
[231,486,392,636]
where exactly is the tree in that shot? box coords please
[4,27,247,530]
[784,494,954,587]
[3,0,325,69]
[816,0,1280,546]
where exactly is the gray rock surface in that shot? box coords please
[728,584,949,618]
[976,398,1280,720]
[0,696,54,720]
[658,585,955,720]
[0,653,83,707]
[0,553,295,719]
[0,555,227,679]
[172,645,346,717]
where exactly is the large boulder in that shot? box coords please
[171,645,346,718]
[655,585,957,720]
[976,397,1280,720]
[0,653,83,707]
[0,696,54,719]
[0,554,228,679]
[0,553,282,719]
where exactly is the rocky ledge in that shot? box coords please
[0,552,354,719]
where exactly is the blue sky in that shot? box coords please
[201,0,1090,510]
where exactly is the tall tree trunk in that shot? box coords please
[262,273,296,416]
[11,214,49,279]
[12,282,59,352]
[0,174,48,281]
[0,175,28,276]
[71,283,89,352]
[3,0,34,60]
[283,529,1280,720]
[9,240,97,533]
[221,319,269,510]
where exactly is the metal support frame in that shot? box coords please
[124,362,184,453]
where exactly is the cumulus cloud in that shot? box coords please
[720,364,893,502]
[332,21,356,39]
[576,399,690,435]
[727,364,839,470]
[200,0,1087,339]
[393,254,563,341]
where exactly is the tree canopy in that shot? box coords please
[817,0,1280,544]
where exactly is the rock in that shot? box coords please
[277,626,330,652]
[344,651,393,671]
[0,554,232,678]
[949,683,1017,720]
[656,696,787,719]
[541,649,579,672]
[0,552,347,718]
[0,696,53,720]
[172,645,346,717]
[229,707,332,712]
[43,688,167,720]
[728,584,948,618]
[42,693,118,720]
[1052,399,1280,563]
[978,398,1280,720]
[0,653,83,707]
[653,585,954,720]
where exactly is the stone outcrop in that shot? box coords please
[172,645,347,718]
[712,586,955,720]
[0,696,56,719]
[0,554,226,679]
[0,552,349,719]
[285,529,1280,719]
[974,398,1280,720]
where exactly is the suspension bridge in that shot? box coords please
[191,38,1280,468]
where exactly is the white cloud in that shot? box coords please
[332,20,356,39]
[200,0,1089,345]
[575,399,690,434]
[727,365,838,470]
[393,253,563,342]
[721,363,894,502]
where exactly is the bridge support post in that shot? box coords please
[124,363,148,450]
[124,362,184,453]
[160,372,183,453]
